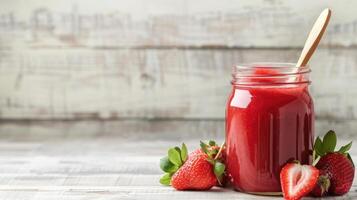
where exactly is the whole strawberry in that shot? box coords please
[316,153,354,195]
[311,130,355,196]
[159,141,226,190]
[171,149,217,190]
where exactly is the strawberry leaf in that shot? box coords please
[174,146,181,154]
[347,153,355,168]
[160,173,172,186]
[160,156,178,173]
[181,143,188,162]
[174,146,182,161]
[214,161,225,180]
[208,140,216,146]
[314,137,324,156]
[168,148,182,167]
[200,141,209,154]
[338,141,352,154]
[322,130,337,153]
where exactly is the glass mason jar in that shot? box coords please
[225,63,314,194]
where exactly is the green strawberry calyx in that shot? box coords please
[200,140,226,186]
[159,143,188,185]
[312,130,354,167]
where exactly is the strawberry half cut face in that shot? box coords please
[280,163,319,200]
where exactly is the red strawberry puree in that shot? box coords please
[225,64,314,193]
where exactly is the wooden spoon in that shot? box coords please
[296,8,331,67]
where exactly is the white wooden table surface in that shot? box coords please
[0,138,355,200]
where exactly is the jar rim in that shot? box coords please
[234,62,309,70]
[231,62,311,86]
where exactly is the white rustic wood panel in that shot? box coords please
[0,0,356,199]
[0,139,355,199]
[1,48,357,121]
[0,120,225,140]
[0,0,357,48]
[0,119,356,140]
[0,186,355,200]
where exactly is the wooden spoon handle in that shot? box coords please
[296,8,331,67]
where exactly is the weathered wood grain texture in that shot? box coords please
[0,139,355,199]
[1,187,354,200]
[1,0,357,138]
[0,1,356,199]
[0,0,357,48]
[1,48,357,122]
[0,119,356,141]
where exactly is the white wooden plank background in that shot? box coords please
[1,47,357,135]
[0,138,355,199]
[0,0,357,48]
[1,48,357,120]
[1,0,357,132]
[0,1,356,199]
[1,0,357,131]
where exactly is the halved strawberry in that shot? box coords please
[280,162,319,200]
